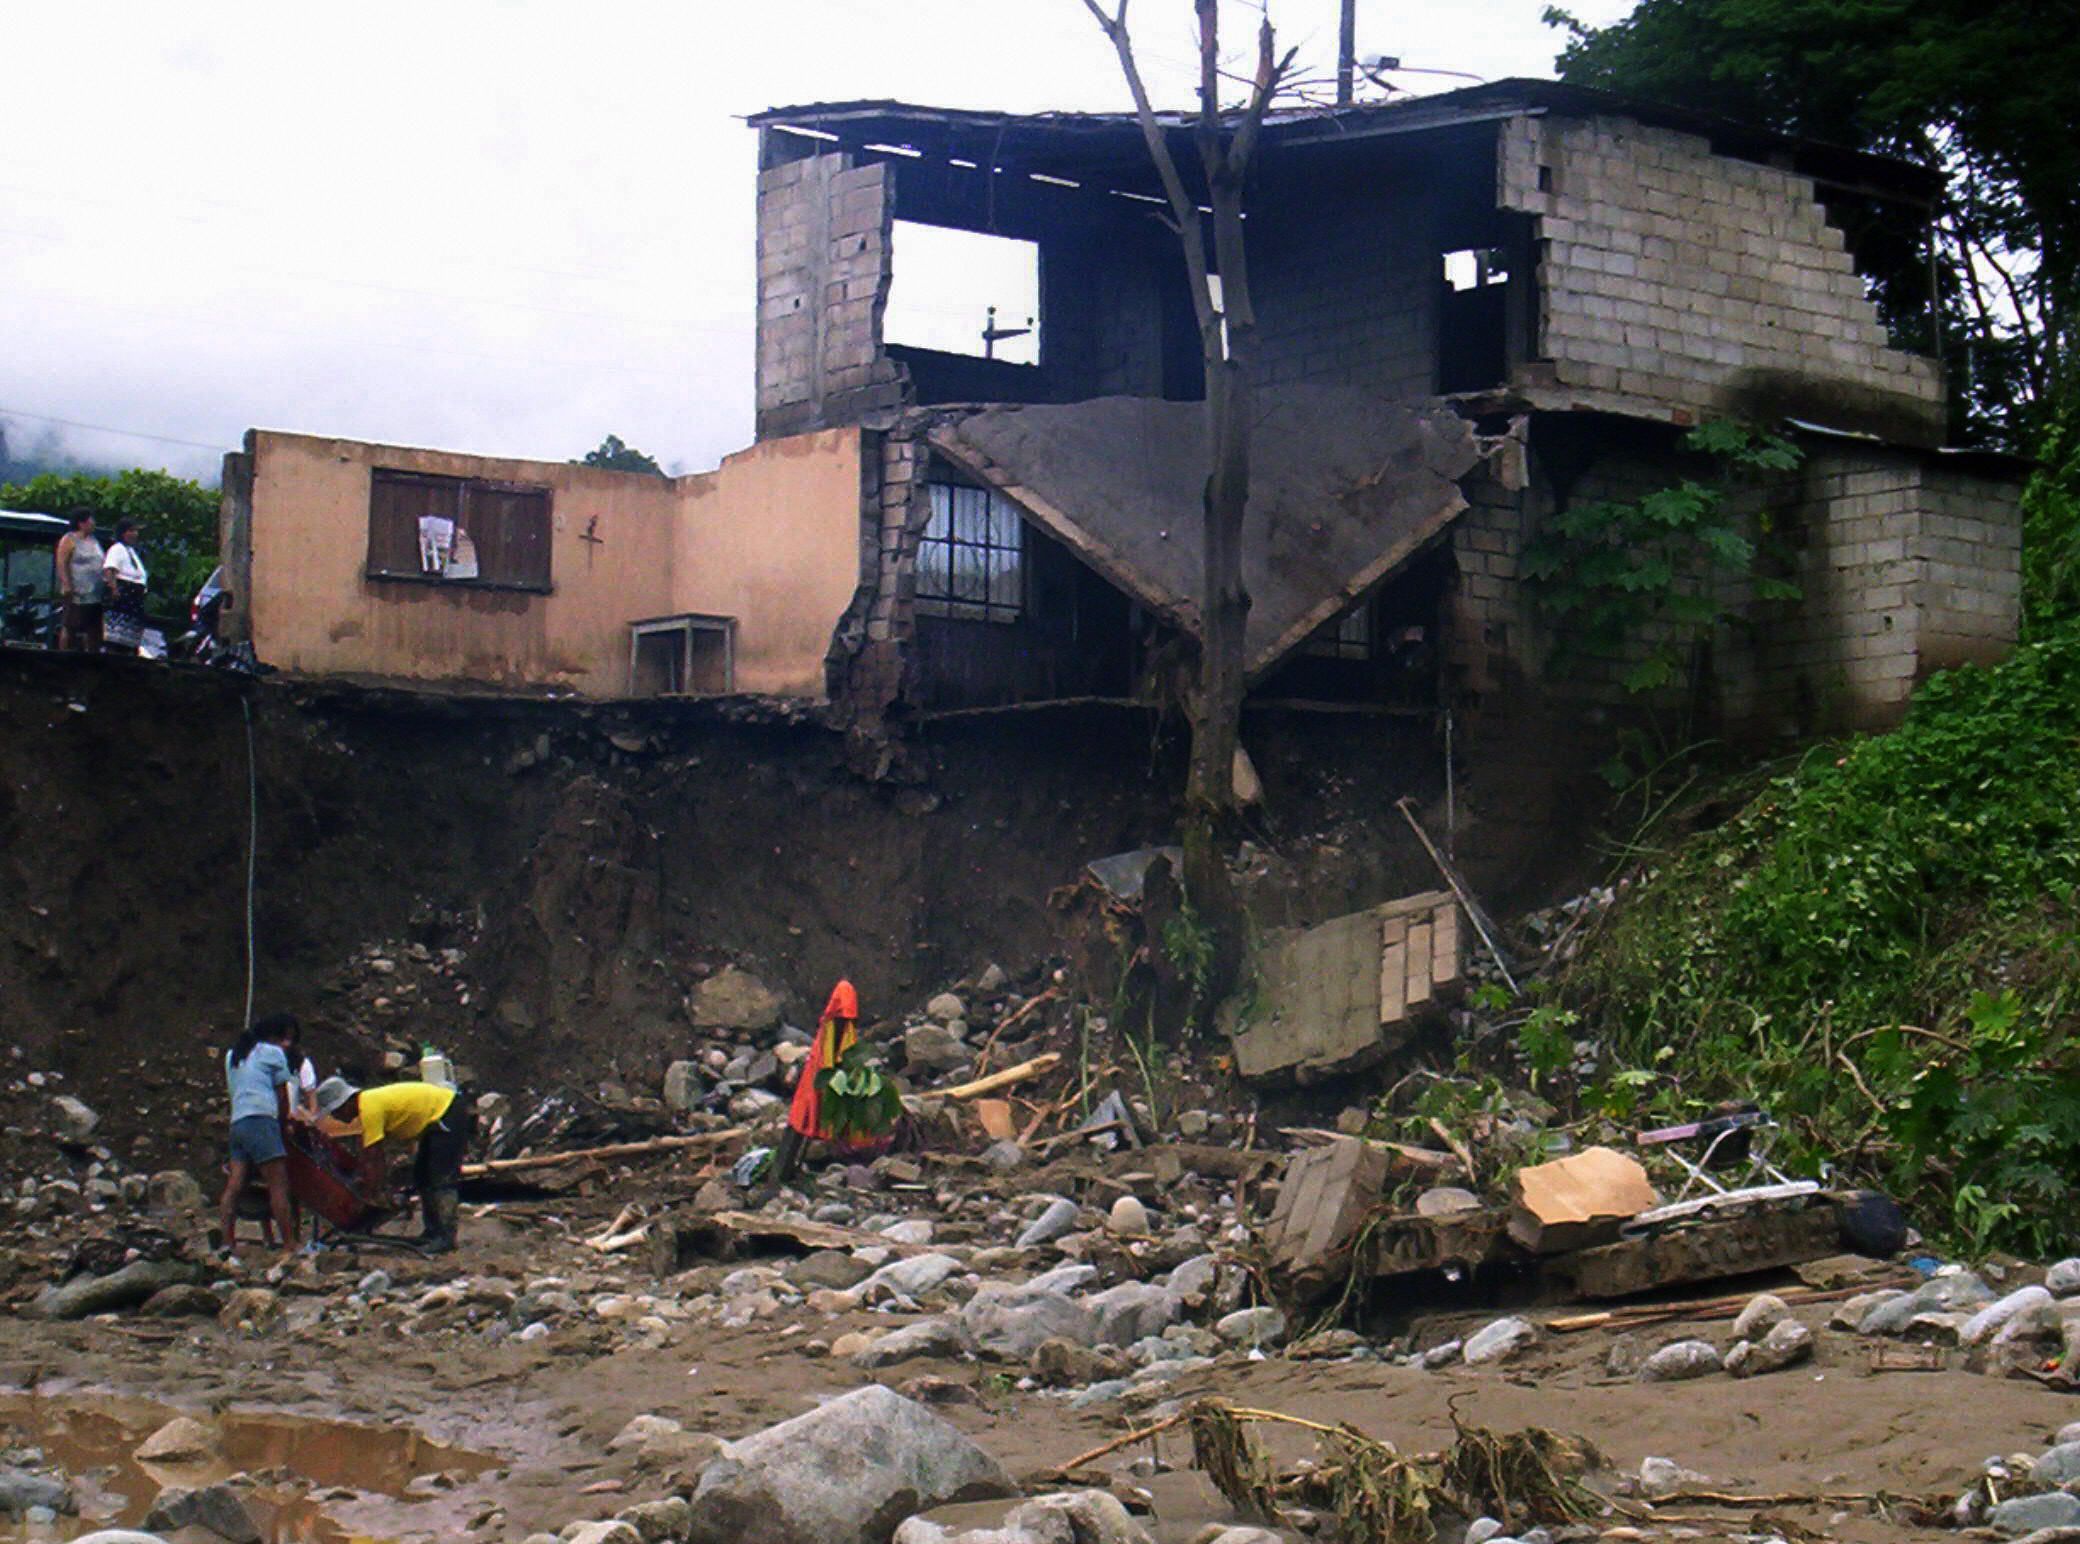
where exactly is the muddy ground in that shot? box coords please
[0,1186,2065,1544]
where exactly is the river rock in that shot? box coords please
[1730,1293,1788,1340]
[218,1287,282,1332]
[2046,1259,2080,1298]
[32,1258,201,1320]
[70,1533,167,1543]
[1725,1319,1812,1378]
[566,1524,642,1544]
[140,1284,223,1318]
[1832,1289,1903,1329]
[684,1384,1016,1544]
[135,1416,217,1463]
[787,1251,873,1292]
[853,1317,970,1369]
[1214,1306,1287,1349]
[961,1284,1097,1360]
[1016,1198,1080,1250]
[1962,1285,2055,1347]
[1086,1283,1181,1348]
[1859,1272,1993,1336]
[144,1482,261,1543]
[51,1094,98,1143]
[663,1061,703,1112]
[1636,1339,1722,1382]
[1006,1490,1155,1544]
[860,1253,964,1301]
[2031,1440,2080,1487]
[905,1024,970,1077]
[1989,1490,2080,1536]
[0,1469,72,1518]
[1107,1196,1150,1237]
[1463,1317,1537,1366]
[688,967,784,1033]
[618,1496,694,1543]
[147,1170,205,1213]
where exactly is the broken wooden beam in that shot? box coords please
[459,1126,746,1179]
[941,1053,1062,1100]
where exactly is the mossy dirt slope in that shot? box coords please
[1565,625,2080,1256]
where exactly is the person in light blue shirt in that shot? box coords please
[217,1013,298,1262]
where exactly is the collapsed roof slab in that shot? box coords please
[926,386,1492,678]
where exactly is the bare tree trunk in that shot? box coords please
[1081,0,1293,1014]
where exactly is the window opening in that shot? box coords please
[1305,602,1372,660]
[366,469,551,591]
[1443,248,1510,291]
[917,482,1024,623]
[886,222,1041,364]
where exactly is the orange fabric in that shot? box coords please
[787,980,859,1141]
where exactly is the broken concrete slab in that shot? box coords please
[929,387,1486,678]
[1260,1138,1393,1277]
[1227,908,1393,1083]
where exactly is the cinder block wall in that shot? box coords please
[756,144,907,441]
[1448,429,2024,736]
[1498,116,1945,441]
[1249,177,1438,400]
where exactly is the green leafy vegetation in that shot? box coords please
[813,1042,902,1143]
[1521,422,1802,692]
[1565,625,2080,1255]
[577,434,664,476]
[1,467,219,613]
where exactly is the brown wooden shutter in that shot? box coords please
[464,483,552,589]
[367,471,463,578]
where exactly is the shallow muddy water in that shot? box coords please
[0,1390,494,1542]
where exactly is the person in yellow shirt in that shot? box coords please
[314,1077,473,1253]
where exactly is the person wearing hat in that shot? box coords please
[314,1075,473,1253]
[769,978,860,1185]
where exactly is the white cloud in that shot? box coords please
[0,0,1627,482]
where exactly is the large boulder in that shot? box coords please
[960,1284,1097,1361]
[688,967,784,1033]
[32,1258,201,1320]
[684,1385,1016,1544]
[1462,1317,1537,1366]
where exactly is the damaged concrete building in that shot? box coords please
[751,79,2024,742]
[223,79,2024,753]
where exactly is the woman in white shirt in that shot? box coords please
[101,519,149,653]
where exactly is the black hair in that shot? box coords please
[229,1012,298,1068]
[66,508,97,531]
[113,518,140,541]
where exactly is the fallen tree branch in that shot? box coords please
[942,1053,1062,1101]
[460,1127,746,1179]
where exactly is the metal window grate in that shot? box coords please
[1306,603,1372,659]
[917,482,1023,624]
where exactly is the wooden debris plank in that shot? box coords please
[1433,902,1461,984]
[1377,889,1455,920]
[1405,919,1434,1006]
[1379,936,1408,1024]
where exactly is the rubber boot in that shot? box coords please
[421,1186,460,1253]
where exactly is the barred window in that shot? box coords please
[1306,603,1372,660]
[917,483,1023,623]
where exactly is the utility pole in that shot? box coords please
[1337,0,1357,106]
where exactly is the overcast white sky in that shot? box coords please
[0,0,1627,484]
